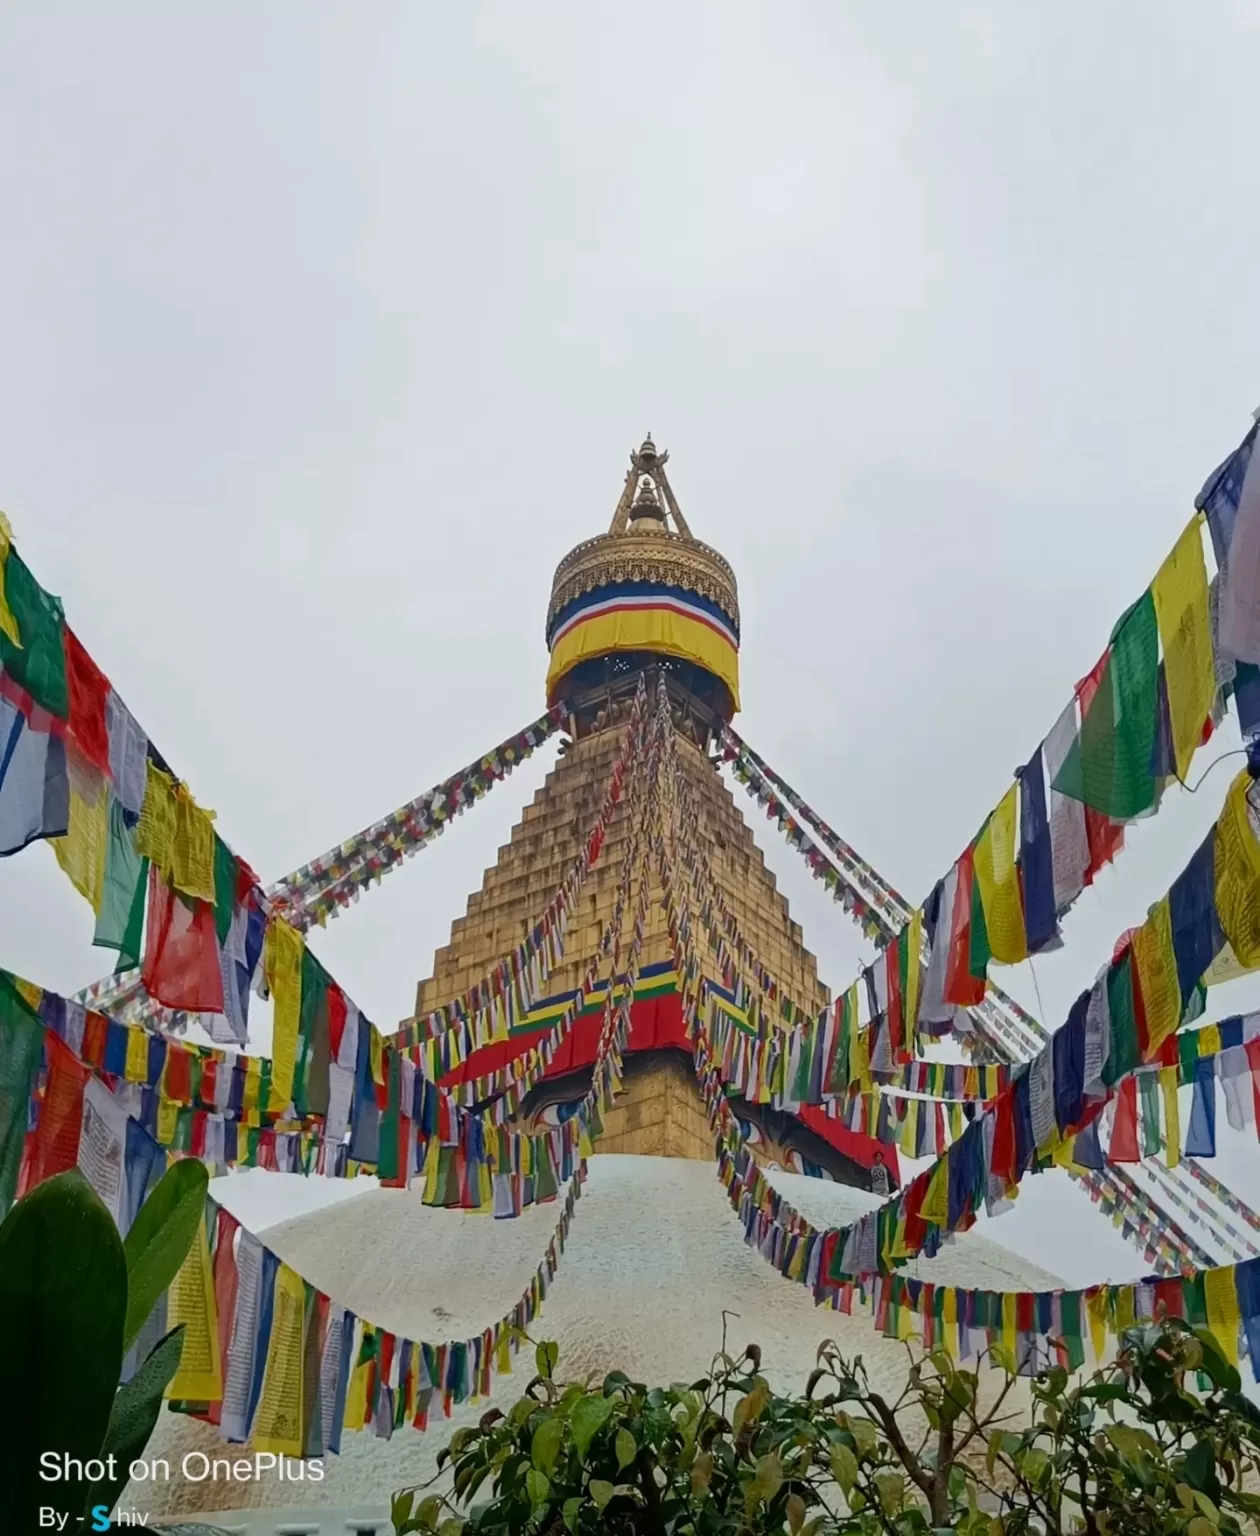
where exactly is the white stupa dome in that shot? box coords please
[134,1154,1060,1523]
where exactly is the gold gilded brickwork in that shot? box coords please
[410,728,828,1027]
[594,1052,713,1160]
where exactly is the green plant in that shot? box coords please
[0,1160,209,1532]
[391,1320,1260,1535]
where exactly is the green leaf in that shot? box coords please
[830,1444,858,1494]
[1192,1490,1220,1523]
[85,1326,186,1520]
[849,1417,878,1457]
[535,1340,559,1379]
[0,1170,128,1532]
[391,1489,415,1534]
[874,1470,905,1515]
[571,1393,615,1458]
[562,1495,582,1532]
[589,1478,616,1509]
[414,1494,443,1530]
[532,1415,564,1474]
[615,1427,637,1470]
[786,1491,807,1534]
[122,1157,209,1352]
[525,1468,550,1507]
[745,1450,784,1515]
[732,1376,770,1434]
[690,1451,714,1497]
[1104,1423,1160,1462]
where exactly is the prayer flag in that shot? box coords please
[1054,596,1160,820]
[1152,519,1216,782]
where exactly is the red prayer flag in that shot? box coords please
[207,1206,241,1426]
[991,1089,1017,1185]
[1108,1076,1141,1162]
[63,628,112,777]
[1077,656,1127,880]
[944,850,986,1006]
[1246,1037,1260,1134]
[142,868,225,1013]
[327,983,348,1065]
[20,1032,91,1196]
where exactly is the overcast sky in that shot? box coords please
[3,2,1260,1289]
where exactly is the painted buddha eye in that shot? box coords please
[535,1100,582,1128]
[734,1115,764,1148]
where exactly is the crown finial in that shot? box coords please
[628,474,667,532]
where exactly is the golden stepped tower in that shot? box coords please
[407,438,874,1177]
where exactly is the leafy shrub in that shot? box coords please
[0,1162,209,1532]
[392,1320,1260,1534]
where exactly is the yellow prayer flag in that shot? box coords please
[942,1288,958,1359]
[156,1096,179,1146]
[1214,770,1260,968]
[242,1057,262,1116]
[1001,1293,1017,1356]
[973,787,1028,964]
[1152,516,1215,783]
[921,1156,950,1226]
[370,1025,385,1086]
[1160,1066,1181,1168]
[15,977,41,1011]
[1086,1289,1110,1362]
[1204,1265,1241,1365]
[1113,1286,1135,1335]
[252,1263,307,1456]
[264,916,305,1109]
[904,909,923,1030]
[1203,940,1257,987]
[0,514,20,648]
[52,771,109,914]
[136,762,179,884]
[124,1027,150,1085]
[171,784,217,902]
[343,1325,369,1432]
[164,1217,222,1402]
[1132,897,1181,1053]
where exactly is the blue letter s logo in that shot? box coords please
[91,1508,111,1532]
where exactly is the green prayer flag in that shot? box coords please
[116,855,149,973]
[0,549,69,718]
[790,1025,813,1102]
[0,973,44,1215]
[1105,954,1141,1085]
[93,802,146,965]
[1052,592,1160,819]
[212,835,237,945]
[968,861,992,981]
[294,950,329,1117]
[1139,1072,1161,1156]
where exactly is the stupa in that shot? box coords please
[406,436,886,1185]
[133,440,1063,1525]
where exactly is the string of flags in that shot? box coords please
[391,684,647,1056]
[721,734,1045,1067]
[4,692,668,1227]
[674,712,1260,1280]
[0,716,680,1456]
[654,733,1260,1382]
[728,415,1260,1063]
[0,522,585,1060]
[669,738,1019,1105]
[267,704,568,932]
